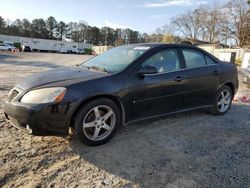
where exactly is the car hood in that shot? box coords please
[17,66,106,90]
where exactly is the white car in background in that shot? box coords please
[58,48,68,54]
[0,44,16,51]
[76,49,85,54]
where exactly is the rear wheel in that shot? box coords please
[74,98,121,146]
[209,85,233,115]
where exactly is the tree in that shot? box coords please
[86,26,102,45]
[222,0,250,47]
[114,38,124,46]
[199,6,222,43]
[0,16,6,34]
[4,19,22,36]
[149,33,163,42]
[171,10,203,42]
[46,16,57,39]
[121,28,141,44]
[101,27,116,45]
[247,1,250,46]
[21,19,31,37]
[162,34,182,43]
[56,21,68,41]
[130,30,140,43]
[92,27,102,45]
[141,33,150,43]
[160,24,175,35]
[30,18,49,38]
[68,22,79,42]
[78,22,88,43]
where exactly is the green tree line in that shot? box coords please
[0,16,168,46]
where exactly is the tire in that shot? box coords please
[209,85,233,115]
[74,98,121,146]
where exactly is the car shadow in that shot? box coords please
[67,103,250,187]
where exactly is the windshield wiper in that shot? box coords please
[81,65,108,73]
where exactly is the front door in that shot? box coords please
[126,48,188,121]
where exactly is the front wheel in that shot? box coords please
[74,98,121,146]
[209,85,233,115]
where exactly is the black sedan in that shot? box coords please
[3,43,238,146]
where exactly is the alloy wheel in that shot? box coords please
[82,105,116,141]
[217,89,231,113]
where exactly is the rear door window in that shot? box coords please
[205,55,217,65]
[182,49,206,68]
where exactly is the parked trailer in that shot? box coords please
[0,34,92,53]
[21,38,91,53]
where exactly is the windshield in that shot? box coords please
[81,46,149,73]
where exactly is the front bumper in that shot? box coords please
[3,100,72,135]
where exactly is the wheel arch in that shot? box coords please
[223,82,235,95]
[70,94,126,127]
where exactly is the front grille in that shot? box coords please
[7,89,19,102]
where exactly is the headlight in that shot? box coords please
[21,87,66,104]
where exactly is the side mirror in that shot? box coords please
[137,65,158,77]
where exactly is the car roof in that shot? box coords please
[127,43,196,49]
[125,42,218,61]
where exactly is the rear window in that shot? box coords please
[182,49,206,68]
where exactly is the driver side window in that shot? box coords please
[142,49,180,73]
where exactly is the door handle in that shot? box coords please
[175,76,186,82]
[213,70,219,75]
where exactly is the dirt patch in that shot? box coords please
[0,52,250,188]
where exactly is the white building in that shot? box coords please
[242,52,250,69]
[92,46,113,55]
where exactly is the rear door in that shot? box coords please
[181,48,222,108]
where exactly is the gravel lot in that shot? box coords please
[0,52,249,188]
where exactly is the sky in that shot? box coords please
[1,0,229,33]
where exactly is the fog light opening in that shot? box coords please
[26,124,33,134]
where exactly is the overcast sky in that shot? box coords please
[1,0,229,33]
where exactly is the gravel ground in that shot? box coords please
[0,52,249,188]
